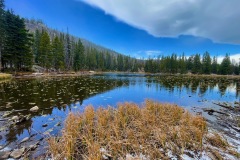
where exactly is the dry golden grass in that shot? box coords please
[0,73,12,80]
[206,132,228,149]
[48,100,207,159]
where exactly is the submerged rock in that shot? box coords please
[2,111,12,118]
[0,151,11,159]
[42,124,48,127]
[10,147,25,159]
[20,137,29,144]
[30,106,39,112]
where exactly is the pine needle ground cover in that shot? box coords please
[48,100,235,159]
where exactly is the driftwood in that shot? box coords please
[213,102,233,110]
[203,108,229,116]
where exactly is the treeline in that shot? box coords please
[144,52,240,75]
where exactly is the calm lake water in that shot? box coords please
[0,73,239,157]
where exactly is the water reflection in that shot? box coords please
[149,75,240,97]
[0,74,239,155]
[0,76,128,145]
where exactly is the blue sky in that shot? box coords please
[5,0,240,60]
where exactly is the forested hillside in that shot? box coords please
[25,19,142,72]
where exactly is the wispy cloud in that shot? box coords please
[80,0,240,44]
[132,50,162,59]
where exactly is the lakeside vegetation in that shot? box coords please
[0,0,239,75]
[48,100,239,159]
[48,100,207,159]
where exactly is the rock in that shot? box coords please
[6,103,12,108]
[2,111,12,118]
[11,116,19,121]
[29,142,39,151]
[42,124,48,127]
[20,137,29,144]
[10,147,25,159]
[30,106,39,112]
[25,114,31,121]
[15,115,27,125]
[0,151,11,159]
[54,122,61,127]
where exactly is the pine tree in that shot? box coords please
[0,0,5,71]
[202,52,212,74]
[39,30,51,69]
[179,53,187,74]
[73,40,84,71]
[2,10,33,71]
[212,56,218,74]
[65,31,72,70]
[52,36,64,71]
[187,55,194,71]
[220,54,231,75]
[33,29,41,64]
[192,54,202,74]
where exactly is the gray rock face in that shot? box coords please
[30,106,39,112]
[10,147,25,159]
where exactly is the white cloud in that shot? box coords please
[80,0,240,44]
[217,53,240,64]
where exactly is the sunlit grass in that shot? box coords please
[48,100,208,159]
[0,73,12,80]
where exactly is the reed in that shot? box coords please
[48,100,207,159]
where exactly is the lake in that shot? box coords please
[0,73,239,157]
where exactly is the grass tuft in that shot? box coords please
[206,132,228,149]
[48,100,207,159]
[0,73,12,80]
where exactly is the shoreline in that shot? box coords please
[2,71,240,79]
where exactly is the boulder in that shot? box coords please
[30,106,39,112]
[10,147,25,159]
